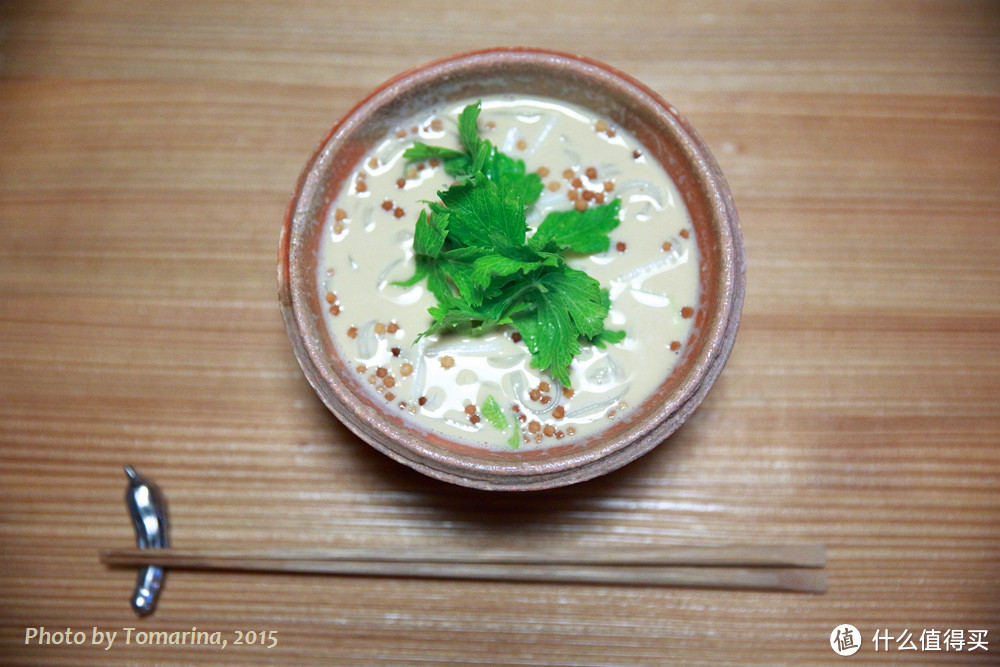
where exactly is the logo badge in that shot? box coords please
[831,624,862,656]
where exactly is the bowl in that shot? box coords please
[278,47,745,491]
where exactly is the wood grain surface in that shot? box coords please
[1,1,998,664]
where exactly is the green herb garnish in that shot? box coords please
[396,101,625,387]
[480,395,509,431]
[479,395,521,449]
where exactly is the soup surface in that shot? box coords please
[318,95,700,450]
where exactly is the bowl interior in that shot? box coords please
[279,49,743,489]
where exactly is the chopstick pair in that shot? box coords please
[108,466,825,617]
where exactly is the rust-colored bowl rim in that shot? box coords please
[278,47,745,491]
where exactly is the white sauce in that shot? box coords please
[318,96,699,450]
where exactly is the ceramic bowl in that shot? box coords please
[278,48,745,490]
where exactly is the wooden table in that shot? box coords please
[2,2,997,664]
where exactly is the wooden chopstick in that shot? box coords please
[100,544,826,593]
[102,544,825,568]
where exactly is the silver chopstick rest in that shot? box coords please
[123,465,170,616]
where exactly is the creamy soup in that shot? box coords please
[317,95,699,450]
